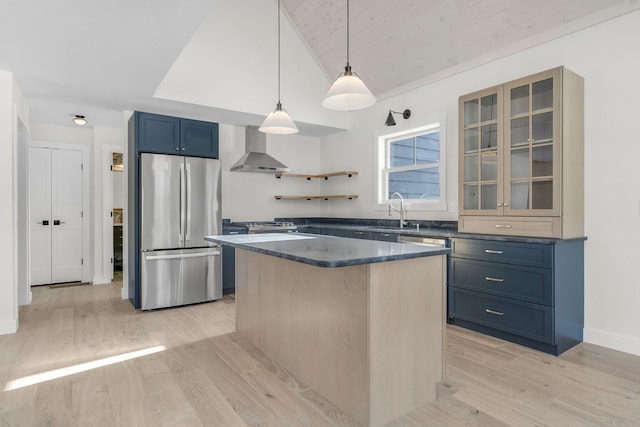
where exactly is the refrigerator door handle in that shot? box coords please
[145,250,221,261]
[179,162,186,244]
[186,162,192,242]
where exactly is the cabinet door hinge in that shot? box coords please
[81,258,84,265]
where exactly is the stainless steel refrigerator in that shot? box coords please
[139,153,222,310]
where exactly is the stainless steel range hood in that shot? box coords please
[230,126,289,173]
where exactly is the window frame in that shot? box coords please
[374,122,447,211]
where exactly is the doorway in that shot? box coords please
[29,146,84,285]
[112,152,124,282]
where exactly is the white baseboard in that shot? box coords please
[0,318,18,335]
[92,274,112,285]
[584,327,640,357]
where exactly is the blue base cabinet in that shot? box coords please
[222,228,246,295]
[448,237,584,355]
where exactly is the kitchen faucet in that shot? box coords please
[388,192,408,228]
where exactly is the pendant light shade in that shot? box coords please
[323,0,375,111]
[259,0,298,134]
[259,102,299,134]
[322,67,376,111]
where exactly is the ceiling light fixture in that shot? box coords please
[73,115,87,126]
[259,0,298,134]
[322,0,376,111]
[385,109,411,126]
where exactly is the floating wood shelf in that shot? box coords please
[275,171,358,180]
[274,195,359,201]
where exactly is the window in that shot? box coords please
[377,123,446,210]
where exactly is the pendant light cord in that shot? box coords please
[277,0,282,106]
[345,0,351,72]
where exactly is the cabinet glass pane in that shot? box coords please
[532,112,553,143]
[463,184,479,210]
[464,128,479,153]
[481,152,497,181]
[510,181,529,209]
[481,94,497,122]
[532,146,553,177]
[511,117,529,146]
[481,124,498,150]
[511,148,530,179]
[532,78,553,111]
[464,100,479,126]
[464,156,479,182]
[511,85,529,116]
[532,180,553,209]
[481,184,497,210]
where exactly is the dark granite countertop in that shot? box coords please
[205,233,450,268]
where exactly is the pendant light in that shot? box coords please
[322,0,375,111]
[259,0,298,134]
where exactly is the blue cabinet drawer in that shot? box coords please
[323,228,349,237]
[448,288,553,344]
[450,258,552,305]
[451,239,552,268]
[371,231,397,242]
[348,230,372,240]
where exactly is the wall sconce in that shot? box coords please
[73,115,87,126]
[385,109,411,126]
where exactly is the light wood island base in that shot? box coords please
[235,249,446,427]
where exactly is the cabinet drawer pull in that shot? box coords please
[485,277,504,283]
[484,249,503,254]
[494,224,512,228]
[485,308,504,316]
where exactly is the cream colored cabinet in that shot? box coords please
[458,67,584,238]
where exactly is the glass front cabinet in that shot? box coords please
[458,67,584,238]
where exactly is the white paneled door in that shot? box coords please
[30,147,84,285]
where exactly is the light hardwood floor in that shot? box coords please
[1,282,639,426]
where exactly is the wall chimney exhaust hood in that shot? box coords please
[230,126,290,173]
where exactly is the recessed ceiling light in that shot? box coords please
[73,115,87,126]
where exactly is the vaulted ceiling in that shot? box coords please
[1,0,637,129]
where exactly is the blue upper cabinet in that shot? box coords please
[137,112,180,154]
[136,112,219,158]
[181,119,219,158]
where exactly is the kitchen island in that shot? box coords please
[205,233,450,427]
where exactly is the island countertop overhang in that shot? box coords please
[205,233,450,268]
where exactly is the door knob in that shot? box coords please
[37,220,49,225]
[53,220,65,225]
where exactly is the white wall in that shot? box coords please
[0,71,28,334]
[317,10,640,355]
[0,71,16,334]
[219,124,324,221]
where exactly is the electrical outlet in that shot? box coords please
[448,203,458,213]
